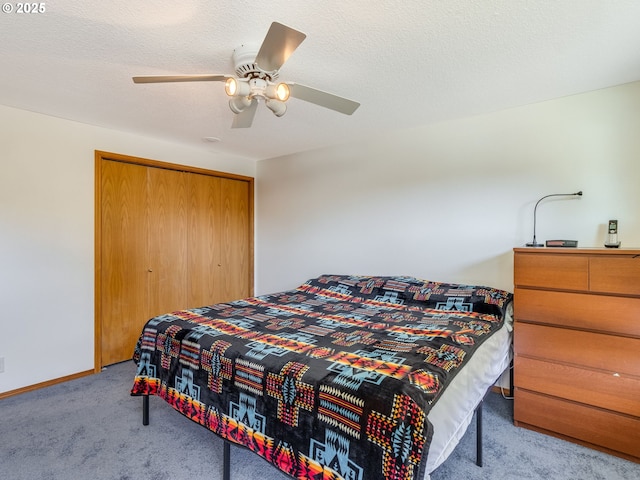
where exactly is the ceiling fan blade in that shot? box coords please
[255,22,306,72]
[286,83,360,115]
[132,74,230,84]
[231,99,258,128]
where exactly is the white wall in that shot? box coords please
[3,80,639,394]
[0,105,255,394]
[255,81,640,295]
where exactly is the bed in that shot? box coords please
[131,274,513,480]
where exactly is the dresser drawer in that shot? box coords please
[514,253,588,290]
[515,323,640,377]
[515,356,640,416]
[590,256,640,296]
[515,389,640,458]
[514,288,640,337]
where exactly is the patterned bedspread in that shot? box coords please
[131,275,512,480]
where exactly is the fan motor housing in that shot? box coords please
[232,43,279,80]
[231,43,278,80]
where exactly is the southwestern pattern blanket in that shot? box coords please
[131,275,512,480]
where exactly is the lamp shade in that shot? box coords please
[229,96,252,114]
[266,82,290,101]
[225,78,251,97]
[265,98,287,117]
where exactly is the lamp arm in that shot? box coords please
[528,191,582,247]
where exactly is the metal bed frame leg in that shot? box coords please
[476,399,483,467]
[510,359,514,400]
[223,441,231,480]
[142,395,232,480]
[142,395,149,426]
[475,357,515,468]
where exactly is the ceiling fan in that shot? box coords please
[132,22,360,128]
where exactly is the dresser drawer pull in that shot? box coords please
[613,372,620,377]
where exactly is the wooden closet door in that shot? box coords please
[146,167,188,317]
[188,173,223,307]
[219,177,251,301]
[97,152,254,368]
[187,175,251,307]
[100,160,149,366]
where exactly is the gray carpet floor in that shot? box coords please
[1,361,638,480]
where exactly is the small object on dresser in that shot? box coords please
[604,219,621,248]
[545,239,578,247]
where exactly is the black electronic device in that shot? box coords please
[604,219,621,248]
[545,239,578,248]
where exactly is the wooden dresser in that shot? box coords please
[513,247,640,463]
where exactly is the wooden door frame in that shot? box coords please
[94,150,254,372]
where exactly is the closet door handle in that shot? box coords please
[148,268,153,272]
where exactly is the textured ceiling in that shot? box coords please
[2,1,640,161]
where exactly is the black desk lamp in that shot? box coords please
[526,191,583,247]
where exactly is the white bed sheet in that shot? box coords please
[423,306,513,478]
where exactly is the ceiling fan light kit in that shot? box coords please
[265,82,290,102]
[265,98,287,117]
[132,21,360,128]
[224,76,290,116]
[228,95,253,114]
[224,77,250,97]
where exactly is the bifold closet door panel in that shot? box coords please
[218,178,251,303]
[100,161,150,366]
[188,174,251,307]
[146,167,189,318]
[188,173,223,308]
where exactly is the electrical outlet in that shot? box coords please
[0,357,4,373]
